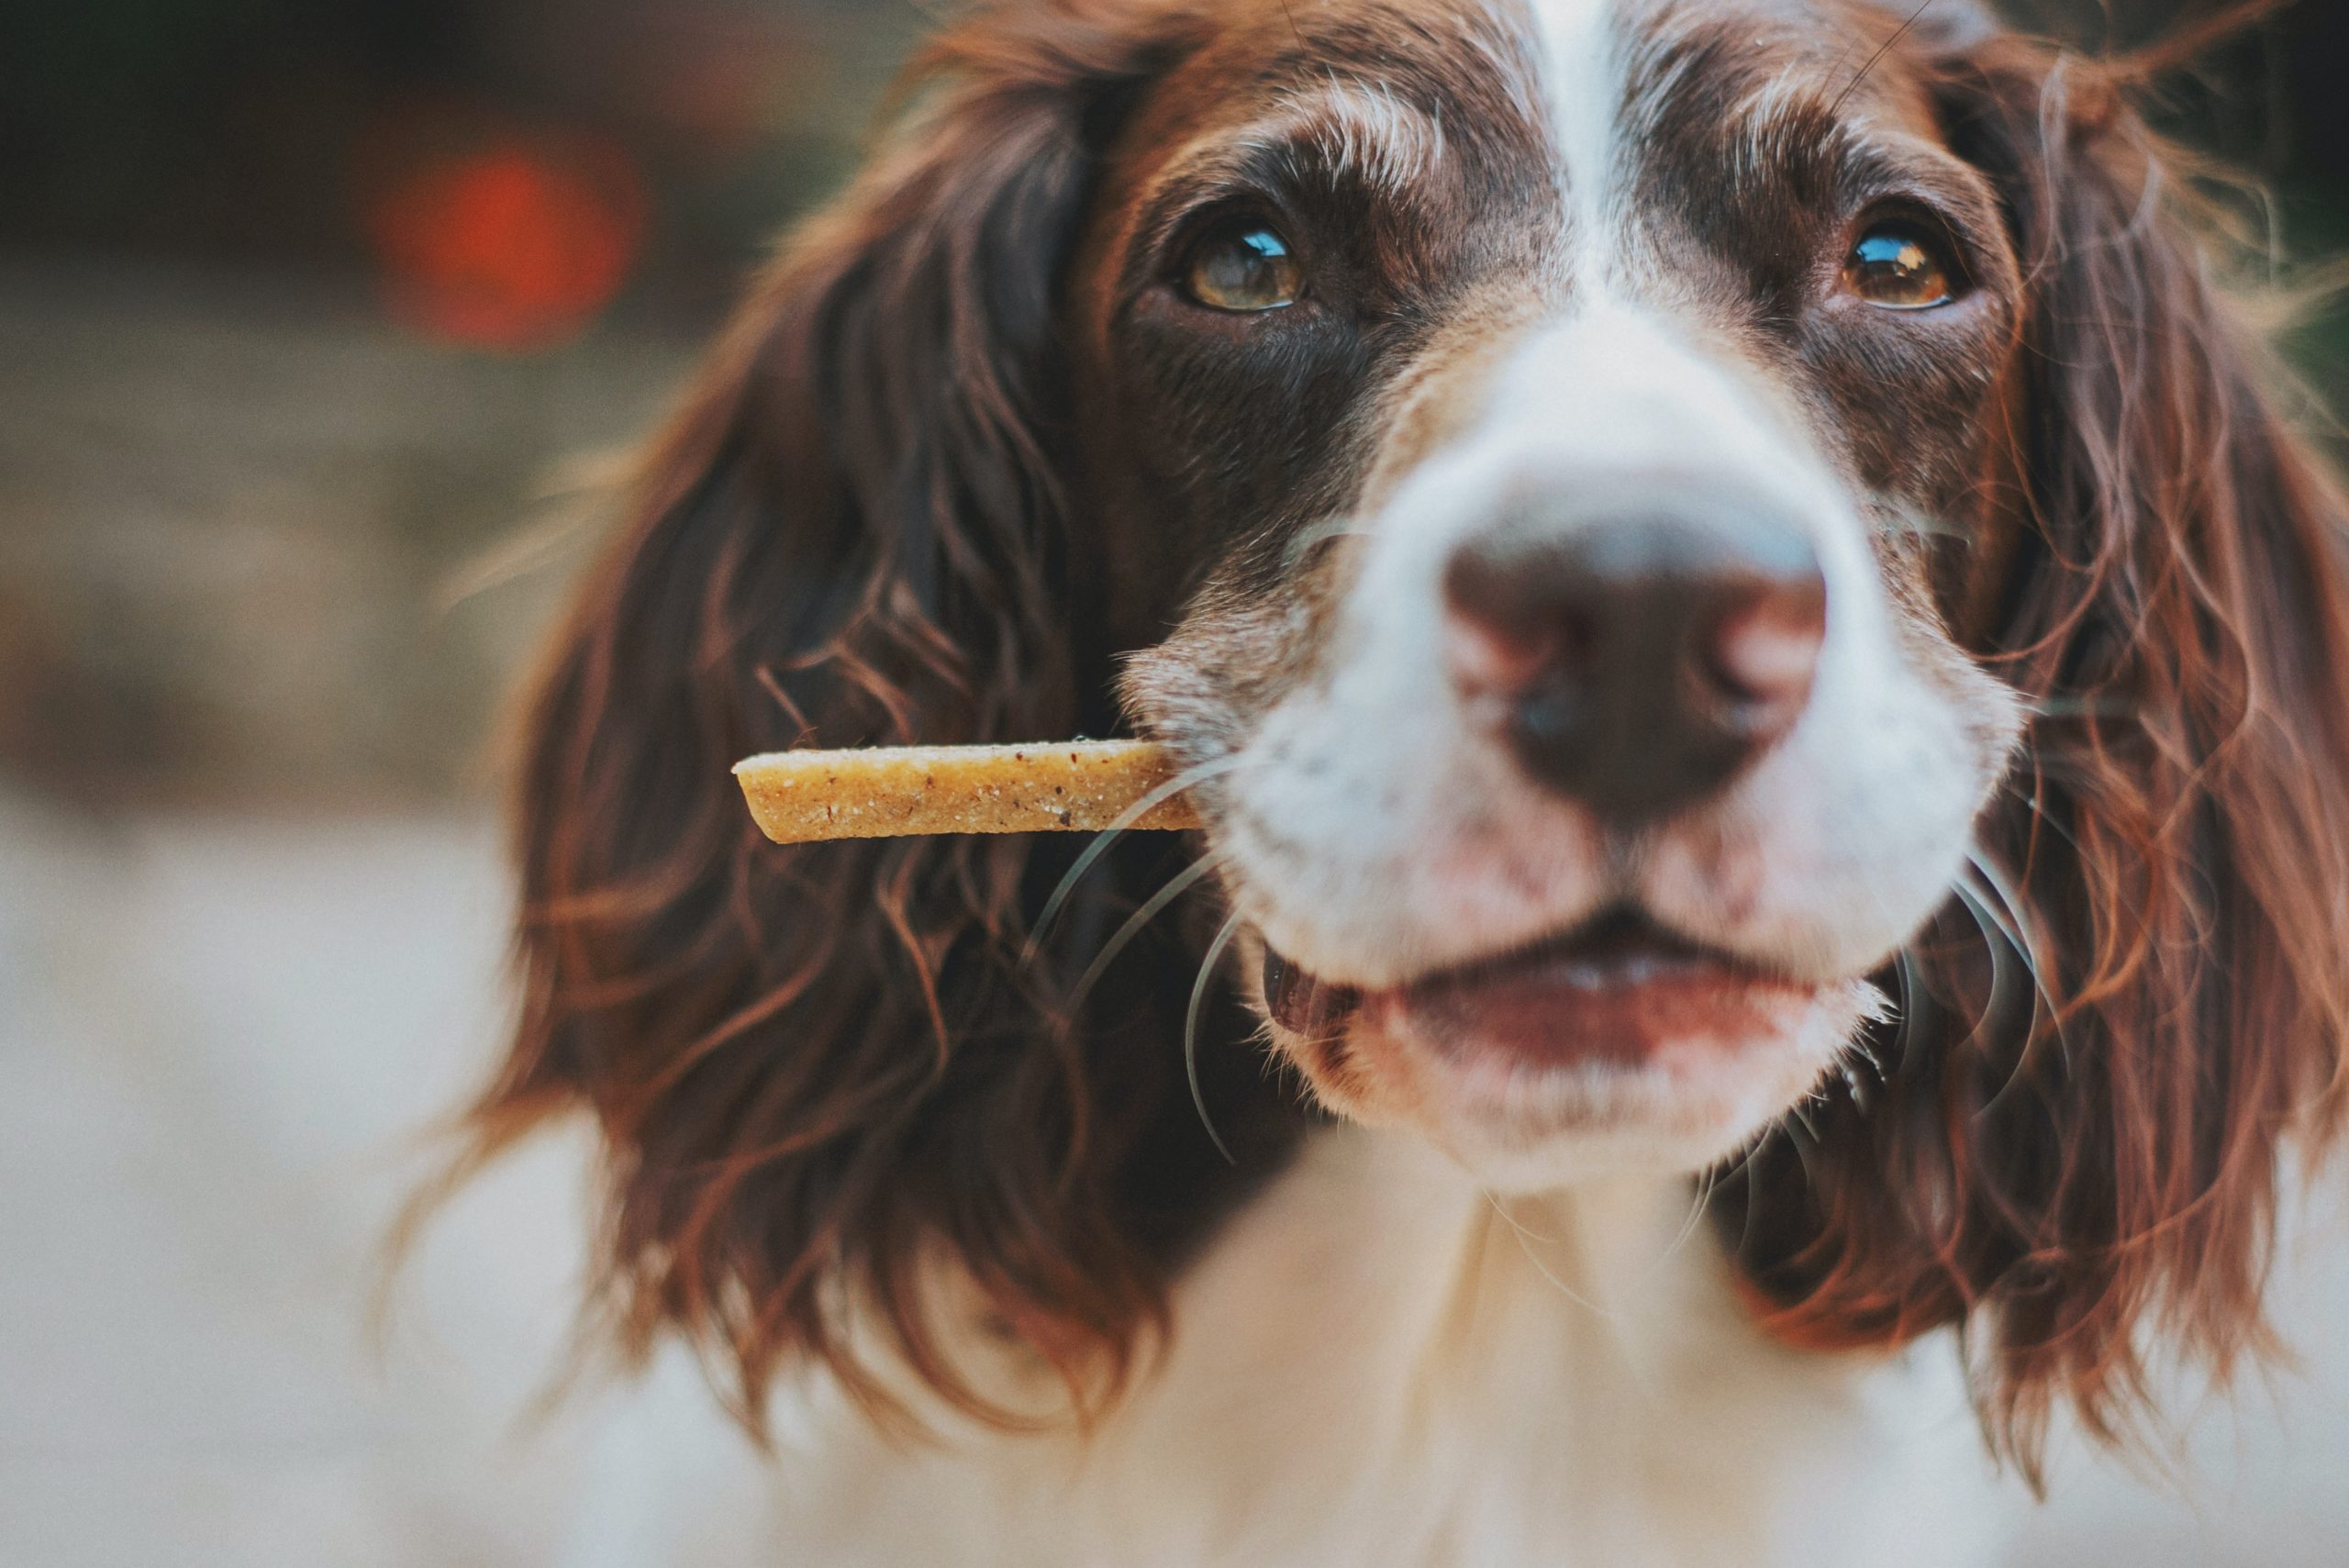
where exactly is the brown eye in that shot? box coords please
[1843,224,1956,310]
[1183,223,1302,312]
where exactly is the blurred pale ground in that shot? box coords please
[4,1,2347,1562]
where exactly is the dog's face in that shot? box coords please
[1069,0,2027,1186]
[473,0,2349,1461]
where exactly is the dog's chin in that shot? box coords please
[1261,915,1882,1193]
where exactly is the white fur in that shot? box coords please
[1226,300,2015,995]
[1529,0,1626,272]
[1296,79,1450,194]
[1148,82,1450,213]
[565,1129,2014,1567]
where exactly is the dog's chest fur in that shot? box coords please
[573,1130,2011,1567]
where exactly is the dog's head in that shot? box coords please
[462,0,2349,1463]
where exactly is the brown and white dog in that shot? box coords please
[456,0,2349,1561]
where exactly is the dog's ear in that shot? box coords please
[1720,31,2349,1473]
[450,6,1260,1433]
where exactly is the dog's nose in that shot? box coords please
[1442,504,1826,826]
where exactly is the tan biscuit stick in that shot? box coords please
[734,741,1204,845]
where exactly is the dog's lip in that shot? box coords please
[1261,907,1798,1047]
[1263,946,1363,1040]
[1405,906,1760,997]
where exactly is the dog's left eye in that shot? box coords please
[1183,222,1303,313]
[1843,224,1957,310]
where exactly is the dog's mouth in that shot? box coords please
[1264,907,1810,1067]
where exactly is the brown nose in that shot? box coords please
[1442,506,1826,827]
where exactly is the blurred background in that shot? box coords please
[1,1,2344,1562]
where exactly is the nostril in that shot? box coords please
[1442,550,1595,699]
[1706,578,1827,717]
[1443,612,1554,698]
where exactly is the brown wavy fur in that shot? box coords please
[447,0,2349,1472]
[447,2,1299,1435]
[1715,24,2349,1474]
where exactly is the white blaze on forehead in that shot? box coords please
[1522,0,1627,277]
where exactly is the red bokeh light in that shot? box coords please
[362,120,646,351]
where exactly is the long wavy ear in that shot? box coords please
[1719,28,2349,1473]
[447,4,1277,1434]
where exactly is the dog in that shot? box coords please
[451,1,2349,1561]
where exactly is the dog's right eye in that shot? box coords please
[1842,222,1959,310]
[1182,222,1303,313]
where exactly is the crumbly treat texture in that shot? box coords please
[734,741,1203,844]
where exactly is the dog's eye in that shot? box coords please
[1183,223,1302,313]
[1843,224,1956,310]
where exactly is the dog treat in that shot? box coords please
[735,741,1204,844]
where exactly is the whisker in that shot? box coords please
[1282,514,1375,571]
[2000,780,2088,911]
[1831,1014,1886,1114]
[1838,852,1932,1082]
[1872,509,1969,541]
[1953,877,2054,1125]
[1482,1191,1613,1320]
[1772,1103,1831,1203]
[1828,0,1935,119]
[2025,693,2137,721]
[1711,1126,1776,1195]
[1023,753,1239,967]
[1958,846,2076,1117]
[1951,879,2026,1038]
[1961,848,2060,1023]
[1186,912,1247,1166]
[1063,851,1228,1018]
[1642,1168,1720,1285]
[1892,946,1928,1070]
[1709,1126,1783,1265]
